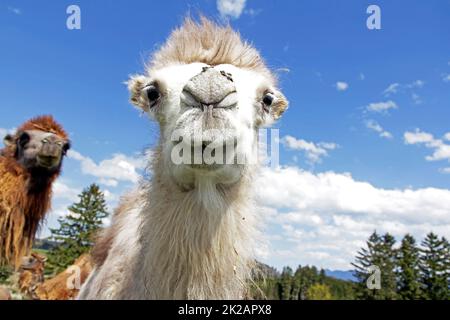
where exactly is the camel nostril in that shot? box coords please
[220,70,233,82]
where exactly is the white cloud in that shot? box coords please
[443,74,450,82]
[444,132,450,141]
[52,180,81,202]
[281,135,338,164]
[366,100,398,113]
[359,73,365,80]
[39,149,148,238]
[406,80,425,88]
[382,83,400,96]
[404,129,435,145]
[411,93,422,105]
[365,120,393,139]
[404,129,450,164]
[335,81,349,91]
[7,6,21,15]
[68,150,146,186]
[383,80,424,96]
[439,168,450,174]
[217,0,246,19]
[0,127,15,141]
[244,8,262,17]
[256,166,450,269]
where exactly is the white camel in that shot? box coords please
[78,17,288,300]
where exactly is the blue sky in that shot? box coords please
[1,0,449,270]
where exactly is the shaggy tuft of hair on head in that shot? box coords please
[149,17,275,83]
[17,115,68,139]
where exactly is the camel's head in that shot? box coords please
[3,116,70,174]
[129,18,288,189]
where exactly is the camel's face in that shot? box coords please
[129,62,287,187]
[4,130,70,172]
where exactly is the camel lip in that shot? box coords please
[187,163,223,171]
[184,105,234,117]
[36,156,59,169]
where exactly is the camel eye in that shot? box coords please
[262,92,275,108]
[42,139,48,144]
[145,85,161,106]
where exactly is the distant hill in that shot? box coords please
[325,269,356,282]
[33,238,58,251]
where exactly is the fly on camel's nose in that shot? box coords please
[181,67,238,110]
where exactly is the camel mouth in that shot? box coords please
[188,162,224,171]
[170,136,241,168]
[187,108,235,128]
[36,155,60,169]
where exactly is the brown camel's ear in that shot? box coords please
[128,74,150,112]
[3,134,14,147]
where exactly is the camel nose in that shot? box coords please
[181,67,238,109]
[40,142,61,159]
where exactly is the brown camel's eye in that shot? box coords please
[145,85,161,107]
[42,138,49,144]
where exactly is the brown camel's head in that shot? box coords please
[3,115,70,174]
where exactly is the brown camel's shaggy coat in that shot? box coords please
[0,116,68,268]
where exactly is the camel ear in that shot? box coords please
[271,91,289,121]
[127,74,150,112]
[63,140,71,155]
[257,89,289,128]
[3,134,14,147]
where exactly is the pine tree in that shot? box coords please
[378,233,398,299]
[293,265,320,300]
[352,231,381,299]
[443,238,450,296]
[397,234,422,299]
[279,266,294,300]
[352,231,397,299]
[290,265,301,299]
[47,184,109,275]
[420,233,449,300]
[319,268,327,284]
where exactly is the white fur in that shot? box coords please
[78,61,281,299]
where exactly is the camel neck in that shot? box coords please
[129,168,257,299]
[27,167,58,194]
